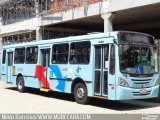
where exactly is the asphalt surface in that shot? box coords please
[0,81,160,114]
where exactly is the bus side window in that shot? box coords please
[26,46,38,64]
[70,41,90,64]
[2,50,6,64]
[109,45,115,75]
[14,48,25,64]
[52,44,69,64]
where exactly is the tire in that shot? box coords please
[74,83,89,104]
[17,76,25,93]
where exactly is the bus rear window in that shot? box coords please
[14,48,25,64]
[70,41,90,64]
[2,50,6,64]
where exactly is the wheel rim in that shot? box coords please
[18,80,23,90]
[77,87,85,99]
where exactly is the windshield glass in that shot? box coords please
[119,44,158,74]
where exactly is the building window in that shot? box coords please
[52,43,69,64]
[26,47,38,64]
[2,50,6,64]
[70,41,90,64]
[14,48,25,64]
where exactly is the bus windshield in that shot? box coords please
[119,44,157,74]
[119,33,157,74]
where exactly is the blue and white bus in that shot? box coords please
[1,31,159,104]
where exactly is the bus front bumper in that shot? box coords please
[116,85,159,100]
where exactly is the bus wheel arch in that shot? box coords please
[16,74,23,85]
[16,74,25,93]
[71,78,89,104]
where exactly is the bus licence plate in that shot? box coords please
[140,88,147,94]
[134,83,150,88]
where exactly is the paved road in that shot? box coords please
[0,81,160,114]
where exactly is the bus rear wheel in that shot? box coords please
[17,76,25,93]
[74,83,89,104]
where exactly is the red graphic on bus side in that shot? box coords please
[35,65,50,88]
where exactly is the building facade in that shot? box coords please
[0,0,160,46]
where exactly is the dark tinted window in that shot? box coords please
[109,45,115,75]
[52,44,69,64]
[2,50,6,64]
[70,41,90,64]
[8,52,13,66]
[14,48,25,64]
[119,33,154,45]
[26,46,38,64]
[41,49,50,67]
[95,46,101,69]
[104,45,109,68]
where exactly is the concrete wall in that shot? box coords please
[109,0,160,12]
[0,18,38,35]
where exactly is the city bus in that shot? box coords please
[1,31,159,104]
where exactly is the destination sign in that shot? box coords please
[119,32,155,45]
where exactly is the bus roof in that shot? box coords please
[2,31,153,49]
[3,32,112,49]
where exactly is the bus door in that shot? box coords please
[94,45,109,96]
[7,52,13,83]
[94,44,116,99]
[40,49,50,88]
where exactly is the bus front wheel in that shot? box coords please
[17,76,25,93]
[74,83,89,104]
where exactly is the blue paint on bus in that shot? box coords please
[50,65,66,92]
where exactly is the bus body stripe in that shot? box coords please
[50,65,66,92]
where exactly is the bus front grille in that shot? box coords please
[131,79,151,83]
[129,74,153,77]
[131,79,152,88]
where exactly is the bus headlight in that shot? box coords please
[118,77,129,87]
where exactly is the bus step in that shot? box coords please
[93,96,108,99]
[40,88,50,92]
[7,82,13,85]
